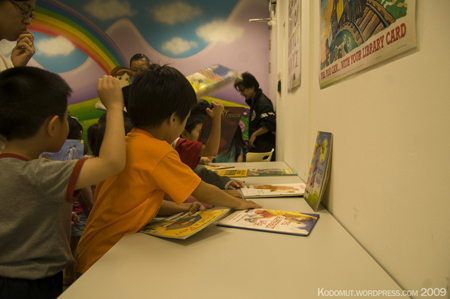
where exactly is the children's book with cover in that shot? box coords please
[246,167,298,177]
[204,164,235,170]
[212,168,248,178]
[42,139,84,161]
[304,131,333,211]
[240,183,306,199]
[187,64,239,98]
[217,209,319,237]
[198,106,245,155]
[139,209,230,240]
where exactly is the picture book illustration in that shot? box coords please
[187,64,239,98]
[319,0,416,88]
[139,209,230,240]
[218,209,320,237]
[246,168,297,177]
[42,139,83,161]
[241,183,306,198]
[212,168,248,178]
[198,106,245,155]
[304,131,333,211]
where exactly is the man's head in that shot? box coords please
[128,64,197,134]
[0,0,36,41]
[234,72,259,101]
[129,53,151,80]
[0,67,72,148]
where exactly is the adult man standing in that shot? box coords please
[234,72,276,160]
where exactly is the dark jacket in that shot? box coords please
[245,89,276,153]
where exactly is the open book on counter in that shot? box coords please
[247,167,297,177]
[212,167,298,178]
[212,168,248,178]
[217,209,319,237]
[139,209,230,240]
[241,183,306,198]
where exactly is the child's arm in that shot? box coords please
[159,200,206,216]
[74,76,126,189]
[192,181,262,210]
[199,101,223,157]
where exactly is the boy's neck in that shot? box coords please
[137,124,174,144]
[2,138,45,160]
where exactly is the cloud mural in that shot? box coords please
[36,36,76,57]
[161,37,198,55]
[84,0,137,21]
[196,19,243,44]
[150,1,202,25]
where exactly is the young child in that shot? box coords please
[172,100,223,169]
[75,64,261,275]
[181,108,244,190]
[213,125,246,163]
[0,67,126,299]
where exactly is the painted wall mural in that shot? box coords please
[0,0,270,143]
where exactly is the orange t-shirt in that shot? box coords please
[75,128,201,273]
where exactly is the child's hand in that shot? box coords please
[71,212,80,227]
[199,156,215,165]
[235,199,262,210]
[188,202,206,215]
[224,190,242,199]
[206,101,224,120]
[228,180,245,190]
[97,75,124,110]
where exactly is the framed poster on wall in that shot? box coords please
[288,0,301,91]
[319,0,416,89]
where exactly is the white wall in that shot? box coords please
[273,0,450,295]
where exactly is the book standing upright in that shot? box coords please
[304,131,333,211]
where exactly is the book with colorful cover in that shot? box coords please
[304,131,333,211]
[187,64,239,98]
[217,209,319,237]
[204,164,236,170]
[139,209,230,240]
[246,167,298,177]
[42,139,84,161]
[212,168,248,178]
[198,106,245,155]
[240,183,306,199]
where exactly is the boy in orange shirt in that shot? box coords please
[75,64,261,275]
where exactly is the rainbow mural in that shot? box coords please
[29,0,126,74]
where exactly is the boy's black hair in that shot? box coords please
[128,64,197,129]
[67,116,83,139]
[234,72,260,91]
[184,111,205,134]
[0,67,72,141]
[192,99,210,115]
[90,111,133,157]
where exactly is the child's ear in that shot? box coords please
[46,115,61,137]
[169,112,178,127]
